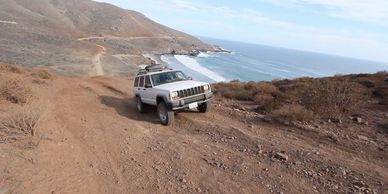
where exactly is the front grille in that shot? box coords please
[184,94,206,104]
[178,86,205,98]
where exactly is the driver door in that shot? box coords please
[142,75,156,105]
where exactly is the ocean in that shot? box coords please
[161,37,388,83]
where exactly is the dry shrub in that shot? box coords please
[213,81,279,102]
[253,93,274,107]
[0,63,23,74]
[256,83,278,94]
[243,81,259,90]
[358,78,375,88]
[301,79,364,118]
[213,81,254,101]
[373,85,388,98]
[0,104,41,142]
[253,93,281,112]
[374,85,388,105]
[272,104,315,122]
[0,78,32,104]
[31,69,52,80]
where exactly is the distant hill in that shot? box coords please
[0,0,217,76]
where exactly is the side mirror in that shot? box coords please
[145,83,152,88]
[187,76,193,80]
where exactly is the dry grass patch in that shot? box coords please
[0,78,32,104]
[0,103,42,143]
[31,69,53,80]
[0,63,23,74]
[213,73,374,122]
[272,104,315,122]
[213,81,279,102]
[301,79,365,119]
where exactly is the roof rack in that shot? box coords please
[137,64,172,75]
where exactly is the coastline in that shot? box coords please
[139,44,230,83]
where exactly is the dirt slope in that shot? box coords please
[0,64,387,194]
[0,0,217,76]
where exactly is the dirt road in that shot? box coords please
[0,20,17,24]
[0,70,387,194]
[93,45,106,76]
[77,36,173,41]
[77,35,174,76]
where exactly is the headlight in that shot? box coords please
[204,85,211,92]
[171,91,179,100]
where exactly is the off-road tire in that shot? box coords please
[198,101,211,113]
[157,102,174,125]
[136,96,146,113]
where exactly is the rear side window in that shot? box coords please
[139,76,144,87]
[134,77,139,87]
[145,76,151,86]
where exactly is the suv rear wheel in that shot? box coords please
[198,101,211,113]
[136,96,146,113]
[157,102,174,125]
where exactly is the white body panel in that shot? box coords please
[154,80,209,91]
[133,70,211,107]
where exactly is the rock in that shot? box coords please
[331,118,342,124]
[354,117,363,124]
[283,121,291,126]
[263,117,272,123]
[358,135,369,141]
[327,133,339,143]
[180,178,187,183]
[196,188,202,192]
[353,181,366,188]
[275,152,288,161]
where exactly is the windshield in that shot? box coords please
[151,71,188,86]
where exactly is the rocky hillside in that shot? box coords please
[0,0,218,76]
[0,63,387,194]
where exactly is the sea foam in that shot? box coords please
[197,52,211,58]
[174,55,226,82]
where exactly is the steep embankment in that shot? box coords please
[0,63,387,194]
[0,0,217,76]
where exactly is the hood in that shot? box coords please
[154,80,209,91]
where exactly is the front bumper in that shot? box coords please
[167,92,213,111]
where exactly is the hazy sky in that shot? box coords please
[95,0,388,63]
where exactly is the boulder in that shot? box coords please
[275,152,288,161]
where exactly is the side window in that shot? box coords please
[145,76,151,86]
[134,77,139,87]
[139,76,144,87]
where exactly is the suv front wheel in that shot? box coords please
[198,101,211,113]
[157,102,174,125]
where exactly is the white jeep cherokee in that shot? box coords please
[133,64,213,125]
